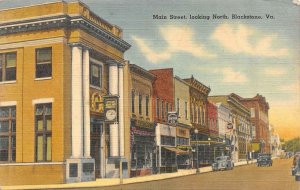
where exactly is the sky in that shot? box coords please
[0,0,299,140]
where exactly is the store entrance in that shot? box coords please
[90,118,103,178]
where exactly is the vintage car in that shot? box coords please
[257,154,272,167]
[292,152,300,176]
[212,156,234,171]
[293,156,300,181]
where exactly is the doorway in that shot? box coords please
[90,118,103,178]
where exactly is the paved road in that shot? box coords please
[83,158,299,190]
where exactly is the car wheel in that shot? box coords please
[296,175,300,181]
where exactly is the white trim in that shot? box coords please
[0,17,67,29]
[0,80,17,85]
[34,77,52,81]
[90,58,104,65]
[32,98,54,105]
[0,162,64,166]
[0,101,17,107]
[0,37,65,50]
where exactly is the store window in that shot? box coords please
[36,47,52,78]
[161,135,175,146]
[0,106,16,162]
[90,62,102,88]
[0,52,17,82]
[35,103,52,162]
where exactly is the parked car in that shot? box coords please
[212,156,234,171]
[294,156,300,181]
[257,154,272,167]
[292,152,300,176]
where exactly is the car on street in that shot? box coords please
[257,154,272,167]
[292,152,300,177]
[212,156,234,171]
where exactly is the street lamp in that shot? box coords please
[208,137,211,164]
[195,129,200,174]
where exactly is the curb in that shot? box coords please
[1,160,260,190]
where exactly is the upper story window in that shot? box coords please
[131,90,135,113]
[156,98,159,118]
[36,47,52,78]
[176,98,180,115]
[0,52,17,82]
[138,94,142,115]
[90,62,102,88]
[161,101,164,119]
[185,101,188,120]
[145,96,149,117]
[0,106,16,163]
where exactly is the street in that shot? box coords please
[81,158,299,190]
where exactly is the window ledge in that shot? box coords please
[0,80,16,84]
[90,85,102,90]
[35,77,52,81]
[0,162,64,166]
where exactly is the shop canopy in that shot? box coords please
[163,147,189,155]
[190,140,224,145]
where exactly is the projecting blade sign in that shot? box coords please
[167,112,178,125]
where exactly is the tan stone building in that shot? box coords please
[127,63,156,177]
[208,94,251,162]
[0,1,130,185]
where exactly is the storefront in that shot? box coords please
[176,126,192,169]
[156,123,178,173]
[130,118,156,177]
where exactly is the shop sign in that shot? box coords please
[90,92,104,113]
[167,112,178,125]
[177,128,189,138]
[104,95,118,123]
[135,119,154,129]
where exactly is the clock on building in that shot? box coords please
[106,109,117,121]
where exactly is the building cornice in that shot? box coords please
[183,76,210,96]
[0,15,131,53]
[130,64,156,81]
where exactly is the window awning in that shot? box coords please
[163,147,189,155]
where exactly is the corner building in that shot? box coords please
[0,1,130,185]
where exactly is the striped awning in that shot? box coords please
[163,147,189,155]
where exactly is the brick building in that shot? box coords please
[149,68,177,173]
[236,94,270,154]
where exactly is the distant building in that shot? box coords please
[209,94,251,162]
[236,94,270,154]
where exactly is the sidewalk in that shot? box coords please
[1,160,258,190]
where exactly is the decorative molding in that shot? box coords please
[32,98,54,105]
[0,162,64,166]
[0,15,131,53]
[0,37,65,50]
[0,101,17,107]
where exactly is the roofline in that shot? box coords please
[0,0,67,12]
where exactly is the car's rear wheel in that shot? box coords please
[295,175,300,181]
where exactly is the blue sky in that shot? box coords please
[1,0,299,139]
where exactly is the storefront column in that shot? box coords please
[71,45,83,158]
[118,65,124,157]
[109,63,119,157]
[83,49,90,158]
